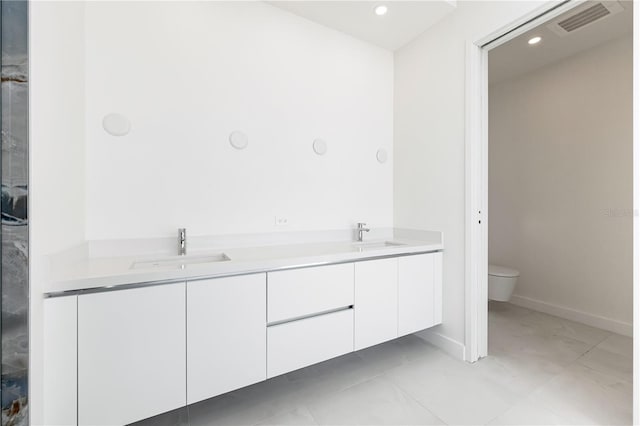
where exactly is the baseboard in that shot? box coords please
[414,328,466,360]
[510,295,633,337]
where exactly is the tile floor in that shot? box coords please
[134,302,633,425]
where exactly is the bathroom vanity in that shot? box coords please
[43,237,443,426]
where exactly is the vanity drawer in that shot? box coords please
[267,308,354,378]
[267,263,354,323]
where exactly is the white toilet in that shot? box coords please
[488,264,520,302]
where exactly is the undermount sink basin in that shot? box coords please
[352,241,407,251]
[131,253,231,270]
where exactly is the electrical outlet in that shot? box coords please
[274,216,289,227]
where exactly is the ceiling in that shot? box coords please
[267,1,457,51]
[489,0,633,84]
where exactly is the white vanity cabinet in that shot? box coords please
[77,283,186,426]
[187,274,266,404]
[398,252,443,336]
[43,247,444,426]
[354,258,398,350]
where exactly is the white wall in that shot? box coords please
[30,1,86,257]
[394,1,548,349]
[84,1,394,240]
[489,35,633,333]
[29,1,86,424]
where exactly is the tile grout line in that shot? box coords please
[304,402,326,426]
[390,377,449,425]
[482,306,611,425]
[573,359,635,385]
[570,331,614,368]
[248,404,320,426]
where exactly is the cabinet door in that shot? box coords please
[78,284,186,426]
[433,252,443,324]
[398,253,442,336]
[187,274,266,404]
[267,309,354,378]
[44,296,77,426]
[268,264,353,323]
[354,258,398,350]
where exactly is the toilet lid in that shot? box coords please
[489,264,520,278]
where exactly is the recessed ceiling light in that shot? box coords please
[374,5,388,16]
[528,36,542,45]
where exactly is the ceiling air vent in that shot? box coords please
[547,1,624,36]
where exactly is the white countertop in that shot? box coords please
[45,233,443,297]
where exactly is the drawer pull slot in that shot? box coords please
[267,305,354,327]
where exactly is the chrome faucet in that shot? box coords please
[178,228,187,256]
[356,222,370,242]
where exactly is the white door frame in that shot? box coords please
[464,1,639,422]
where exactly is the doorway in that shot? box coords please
[464,0,638,423]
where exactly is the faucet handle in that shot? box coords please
[357,222,367,228]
